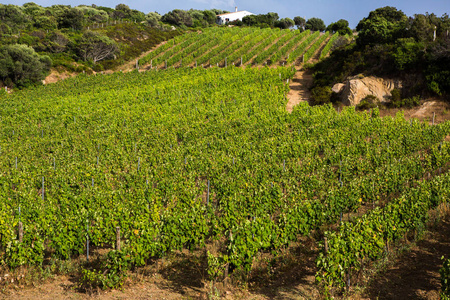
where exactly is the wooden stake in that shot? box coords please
[116,226,121,251]
[18,222,23,243]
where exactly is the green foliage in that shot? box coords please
[79,250,131,290]
[313,7,450,98]
[393,38,424,70]
[207,251,228,281]
[112,4,145,22]
[389,95,421,108]
[242,13,280,28]
[57,7,85,30]
[275,18,295,29]
[77,31,118,63]
[294,16,306,31]
[316,172,450,292]
[391,88,401,102]
[305,17,326,32]
[311,86,332,105]
[356,7,408,46]
[441,257,450,299]
[356,94,380,110]
[326,19,352,35]
[0,44,51,88]
[139,27,319,68]
[0,4,29,29]
[162,9,193,27]
[146,12,162,28]
[319,33,340,60]
[1,66,450,287]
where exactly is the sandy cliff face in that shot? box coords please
[333,75,402,106]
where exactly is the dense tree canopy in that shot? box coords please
[242,13,280,28]
[0,44,51,87]
[305,17,326,32]
[78,31,118,63]
[275,18,295,29]
[294,16,306,31]
[161,9,193,27]
[326,19,352,35]
[356,6,408,45]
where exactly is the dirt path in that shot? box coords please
[286,68,313,113]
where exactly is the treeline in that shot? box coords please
[0,3,186,88]
[311,7,450,104]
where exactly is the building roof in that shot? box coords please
[217,11,252,17]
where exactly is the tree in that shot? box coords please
[57,7,85,30]
[76,6,109,23]
[326,19,352,35]
[47,31,69,53]
[294,16,306,31]
[146,12,161,28]
[305,17,326,32]
[0,4,29,28]
[0,44,51,87]
[276,18,295,29]
[161,9,193,27]
[78,31,118,63]
[242,15,258,26]
[356,7,408,46]
[202,10,216,25]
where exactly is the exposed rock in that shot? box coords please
[340,75,402,106]
[332,83,345,94]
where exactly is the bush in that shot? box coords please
[389,95,420,108]
[0,44,52,88]
[311,86,332,105]
[356,94,380,110]
[391,88,401,102]
[78,249,132,291]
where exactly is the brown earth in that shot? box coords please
[379,100,450,124]
[4,213,449,300]
[43,70,77,84]
[286,68,313,112]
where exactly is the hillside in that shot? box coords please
[137,27,343,69]
[1,65,450,299]
[1,5,450,300]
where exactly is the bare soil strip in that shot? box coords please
[286,68,313,112]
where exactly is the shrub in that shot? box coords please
[78,249,132,291]
[389,95,420,108]
[311,86,332,105]
[391,88,401,102]
[0,44,52,88]
[356,94,380,110]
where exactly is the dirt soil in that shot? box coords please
[286,68,313,112]
[43,70,77,84]
[380,100,450,124]
[4,214,449,300]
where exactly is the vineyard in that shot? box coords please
[138,27,343,69]
[1,64,450,295]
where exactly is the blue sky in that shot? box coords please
[3,0,449,28]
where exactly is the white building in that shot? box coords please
[216,7,254,25]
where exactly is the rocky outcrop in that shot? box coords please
[332,83,345,94]
[333,75,402,106]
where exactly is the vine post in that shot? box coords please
[116,226,121,251]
